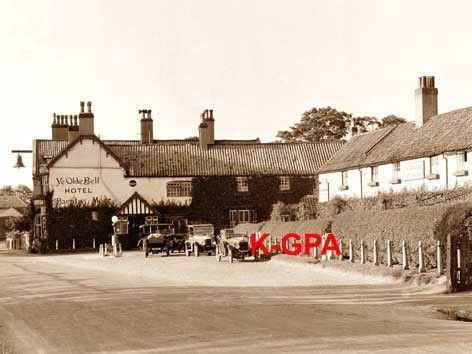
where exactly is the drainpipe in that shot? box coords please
[442,154,448,190]
[358,168,363,198]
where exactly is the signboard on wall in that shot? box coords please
[402,160,425,181]
[50,175,110,207]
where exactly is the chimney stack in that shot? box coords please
[68,114,80,142]
[51,113,69,140]
[140,109,154,144]
[198,108,215,149]
[79,100,94,136]
[415,76,438,128]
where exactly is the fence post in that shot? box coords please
[373,240,379,266]
[56,239,59,251]
[387,240,392,267]
[437,240,443,275]
[321,234,327,261]
[338,239,343,261]
[349,239,354,263]
[93,238,96,249]
[360,240,365,264]
[402,240,409,270]
[418,241,425,273]
[446,234,455,293]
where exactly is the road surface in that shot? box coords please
[0,250,471,354]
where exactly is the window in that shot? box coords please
[229,209,257,228]
[342,170,348,186]
[236,177,249,192]
[279,176,290,191]
[457,152,466,171]
[370,166,378,183]
[392,162,400,180]
[166,181,192,197]
[430,156,439,175]
[41,174,49,194]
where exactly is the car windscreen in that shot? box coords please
[193,226,214,235]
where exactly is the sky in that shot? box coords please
[1,0,472,187]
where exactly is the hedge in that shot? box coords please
[236,202,472,270]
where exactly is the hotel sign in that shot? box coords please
[402,160,425,181]
[51,175,108,207]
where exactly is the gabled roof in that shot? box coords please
[36,137,343,177]
[319,106,472,173]
[116,192,157,215]
[0,196,27,209]
[45,135,127,169]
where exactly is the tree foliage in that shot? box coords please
[277,107,351,143]
[277,107,407,143]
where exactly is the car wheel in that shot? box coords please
[228,248,233,263]
[194,244,199,257]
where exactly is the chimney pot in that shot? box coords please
[80,101,85,113]
[87,101,92,113]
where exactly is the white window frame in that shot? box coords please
[392,162,400,180]
[341,170,348,186]
[370,166,378,183]
[457,152,467,172]
[229,209,257,228]
[279,176,290,191]
[430,156,439,175]
[166,181,192,197]
[236,177,249,192]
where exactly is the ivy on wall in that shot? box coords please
[190,175,315,231]
[45,192,118,251]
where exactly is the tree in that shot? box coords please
[277,107,351,143]
[353,116,380,133]
[380,115,407,127]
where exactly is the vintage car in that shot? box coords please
[185,224,215,256]
[137,223,176,257]
[215,228,251,263]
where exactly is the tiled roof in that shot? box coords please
[109,142,342,177]
[0,196,27,209]
[0,207,23,218]
[35,137,342,177]
[319,106,472,173]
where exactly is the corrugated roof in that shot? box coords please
[319,106,472,173]
[35,138,342,177]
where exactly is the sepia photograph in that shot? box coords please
[1,0,472,353]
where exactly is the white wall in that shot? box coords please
[319,152,472,202]
[48,138,192,207]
